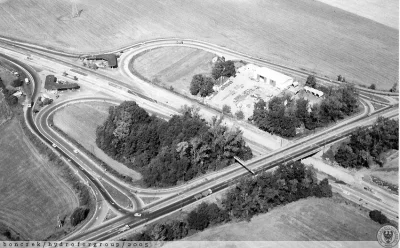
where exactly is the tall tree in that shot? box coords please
[305,75,317,88]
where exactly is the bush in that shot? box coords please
[222,104,231,115]
[70,207,90,226]
[212,60,236,80]
[235,110,244,120]
[43,98,53,105]
[369,210,390,225]
[187,203,210,231]
[305,75,316,88]
[190,74,214,97]
[11,79,23,88]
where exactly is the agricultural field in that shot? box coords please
[317,0,398,29]
[0,0,397,88]
[183,196,381,241]
[52,101,143,181]
[132,47,215,95]
[0,94,12,126]
[0,118,79,240]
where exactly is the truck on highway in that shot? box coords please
[118,225,130,233]
[194,189,212,200]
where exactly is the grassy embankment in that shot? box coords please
[51,101,143,182]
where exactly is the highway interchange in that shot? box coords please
[0,38,398,241]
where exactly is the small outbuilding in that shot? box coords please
[85,54,118,68]
[304,86,324,97]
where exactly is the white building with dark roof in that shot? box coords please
[239,64,294,91]
[304,86,324,97]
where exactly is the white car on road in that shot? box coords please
[134,213,141,217]
[73,149,79,154]
[52,143,57,148]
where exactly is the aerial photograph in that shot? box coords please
[0,0,398,247]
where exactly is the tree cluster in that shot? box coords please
[133,202,229,241]
[252,84,359,137]
[70,207,90,226]
[337,75,346,82]
[212,59,236,80]
[0,77,18,106]
[369,210,390,225]
[334,117,399,168]
[129,162,332,242]
[305,75,316,88]
[390,82,397,93]
[11,79,23,88]
[96,101,252,187]
[252,96,300,137]
[222,161,332,221]
[189,74,214,97]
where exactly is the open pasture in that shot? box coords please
[0,0,397,88]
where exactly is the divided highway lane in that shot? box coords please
[0,54,116,235]
[35,97,144,211]
[0,38,398,98]
[2,43,396,240]
[43,95,373,205]
[71,106,399,241]
[1,54,135,215]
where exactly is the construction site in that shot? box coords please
[207,63,324,119]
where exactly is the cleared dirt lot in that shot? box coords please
[183,196,381,241]
[0,0,397,88]
[52,101,143,181]
[0,118,78,240]
[132,47,215,95]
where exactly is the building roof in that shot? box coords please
[44,74,79,91]
[86,54,118,67]
[304,86,324,96]
[288,87,300,94]
[12,91,22,97]
[256,66,293,83]
[44,75,56,90]
[241,64,293,84]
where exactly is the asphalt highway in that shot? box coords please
[70,106,399,241]
[0,37,397,97]
[0,40,398,241]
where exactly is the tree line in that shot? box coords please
[96,101,252,187]
[128,161,332,241]
[252,83,359,137]
[334,117,398,168]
